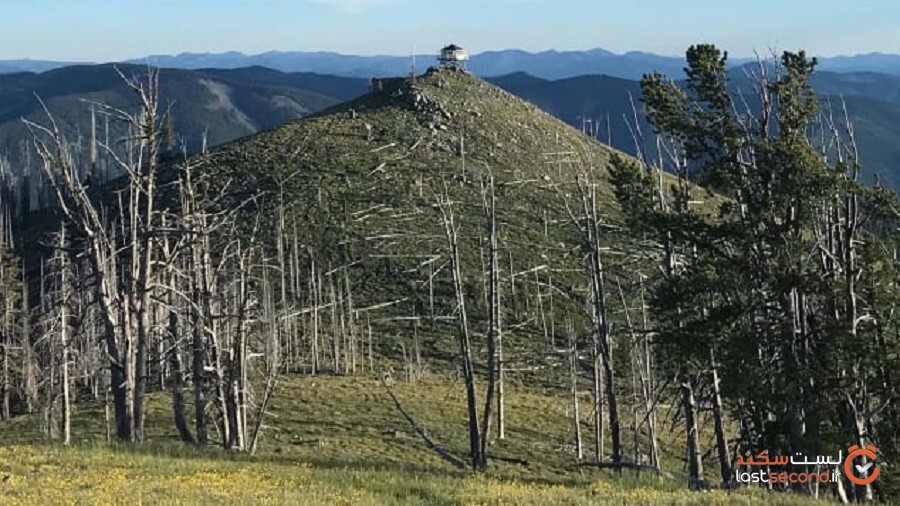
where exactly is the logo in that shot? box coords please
[845,445,879,486]
[735,450,842,484]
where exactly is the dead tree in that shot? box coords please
[21,259,36,415]
[710,350,731,487]
[168,143,274,453]
[55,224,72,445]
[309,251,321,375]
[159,212,193,443]
[26,67,164,442]
[682,371,704,489]
[478,170,500,468]
[563,163,622,465]
[567,316,583,460]
[615,276,642,466]
[638,277,660,471]
[249,251,281,455]
[0,210,21,422]
[434,178,481,472]
[549,154,622,465]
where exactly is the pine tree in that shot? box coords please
[613,44,900,497]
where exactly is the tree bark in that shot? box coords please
[710,355,731,487]
[437,183,482,472]
[478,172,500,470]
[167,306,193,444]
[568,318,583,460]
[682,372,704,489]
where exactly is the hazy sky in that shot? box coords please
[2,0,896,61]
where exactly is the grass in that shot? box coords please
[202,67,720,380]
[0,70,824,504]
[0,443,820,505]
[0,374,828,505]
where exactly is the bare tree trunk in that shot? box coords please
[682,371,704,489]
[309,253,320,375]
[508,250,516,320]
[21,261,35,414]
[367,317,373,374]
[535,269,548,346]
[58,225,71,445]
[27,68,163,443]
[0,213,13,422]
[710,351,731,487]
[589,248,620,464]
[210,326,230,447]
[639,278,660,471]
[104,379,111,442]
[343,267,356,375]
[593,343,604,463]
[436,181,481,472]
[568,317,583,460]
[191,239,207,445]
[497,308,505,441]
[478,171,500,470]
[428,260,435,327]
[228,245,251,451]
[567,169,620,465]
[329,266,340,373]
[249,259,280,455]
[160,216,193,443]
[167,300,193,443]
[1,317,8,421]
[615,277,642,465]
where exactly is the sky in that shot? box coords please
[1,0,897,62]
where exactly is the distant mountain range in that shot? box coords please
[5,49,900,80]
[0,59,84,74]
[0,65,368,173]
[487,71,900,189]
[0,62,898,189]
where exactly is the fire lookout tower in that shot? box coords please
[438,44,468,70]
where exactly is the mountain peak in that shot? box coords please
[206,65,627,347]
[209,64,625,223]
[294,66,597,154]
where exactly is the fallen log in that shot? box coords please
[380,377,467,470]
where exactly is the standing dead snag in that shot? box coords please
[638,277,660,471]
[580,174,621,466]
[562,163,622,465]
[615,276,641,466]
[429,167,507,473]
[177,152,210,446]
[0,209,22,424]
[434,178,482,472]
[309,250,322,375]
[681,370,704,489]
[26,67,164,442]
[34,224,73,443]
[478,170,501,468]
[56,224,72,445]
[567,316,583,460]
[249,253,281,455]
[159,213,194,444]
[175,150,261,451]
[549,154,622,466]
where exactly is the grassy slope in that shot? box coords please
[0,375,823,505]
[0,71,804,504]
[205,68,626,376]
